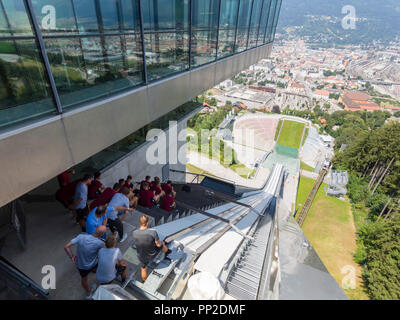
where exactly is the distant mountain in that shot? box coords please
[276,0,400,46]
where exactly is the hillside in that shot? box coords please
[277,0,400,46]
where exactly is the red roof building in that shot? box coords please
[340,91,380,112]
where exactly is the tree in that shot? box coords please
[357,215,400,299]
[272,105,281,114]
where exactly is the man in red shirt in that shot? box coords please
[139,182,157,208]
[55,178,81,208]
[124,175,134,189]
[151,176,164,197]
[161,190,176,212]
[161,180,176,198]
[57,169,75,188]
[88,172,105,200]
[89,183,119,210]
[117,179,125,192]
[140,176,151,190]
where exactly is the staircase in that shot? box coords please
[296,169,327,227]
[137,183,227,226]
[225,215,272,300]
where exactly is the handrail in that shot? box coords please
[175,200,253,240]
[204,190,264,217]
[170,169,236,185]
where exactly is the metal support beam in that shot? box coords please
[245,0,255,50]
[188,0,193,69]
[138,0,148,84]
[215,0,222,60]
[25,0,63,114]
[233,0,241,53]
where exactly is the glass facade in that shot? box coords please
[0,0,281,129]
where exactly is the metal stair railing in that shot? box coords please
[296,169,327,227]
[175,200,254,240]
[204,190,265,217]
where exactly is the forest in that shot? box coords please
[332,115,400,299]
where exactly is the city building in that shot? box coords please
[340,91,381,112]
[313,89,330,100]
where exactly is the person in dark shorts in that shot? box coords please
[64,225,106,298]
[70,174,93,230]
[132,215,169,281]
[107,188,134,243]
[96,235,128,285]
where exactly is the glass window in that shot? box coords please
[31,0,77,35]
[44,34,144,108]
[191,0,219,67]
[250,0,265,48]
[142,0,189,81]
[142,0,189,31]
[0,39,55,128]
[247,0,263,49]
[265,0,276,43]
[257,0,271,45]
[74,0,99,34]
[99,0,119,32]
[144,32,189,82]
[1,0,33,36]
[235,0,253,52]
[217,0,239,59]
[120,0,140,32]
[271,0,281,42]
[0,3,11,36]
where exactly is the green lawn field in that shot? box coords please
[277,120,305,149]
[296,176,369,300]
[300,161,314,172]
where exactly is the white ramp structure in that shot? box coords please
[121,164,285,300]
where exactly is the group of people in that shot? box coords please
[55,170,178,241]
[57,169,176,297]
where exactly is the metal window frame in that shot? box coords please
[262,0,273,44]
[138,0,148,84]
[271,0,282,42]
[232,0,241,54]
[245,0,255,50]
[2,0,277,126]
[264,0,275,44]
[214,0,222,60]
[25,0,62,114]
[255,0,266,47]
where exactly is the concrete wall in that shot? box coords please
[99,109,197,188]
[0,43,273,207]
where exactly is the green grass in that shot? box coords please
[300,161,314,172]
[277,120,305,149]
[229,163,255,179]
[186,163,218,181]
[274,119,283,141]
[296,176,369,300]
